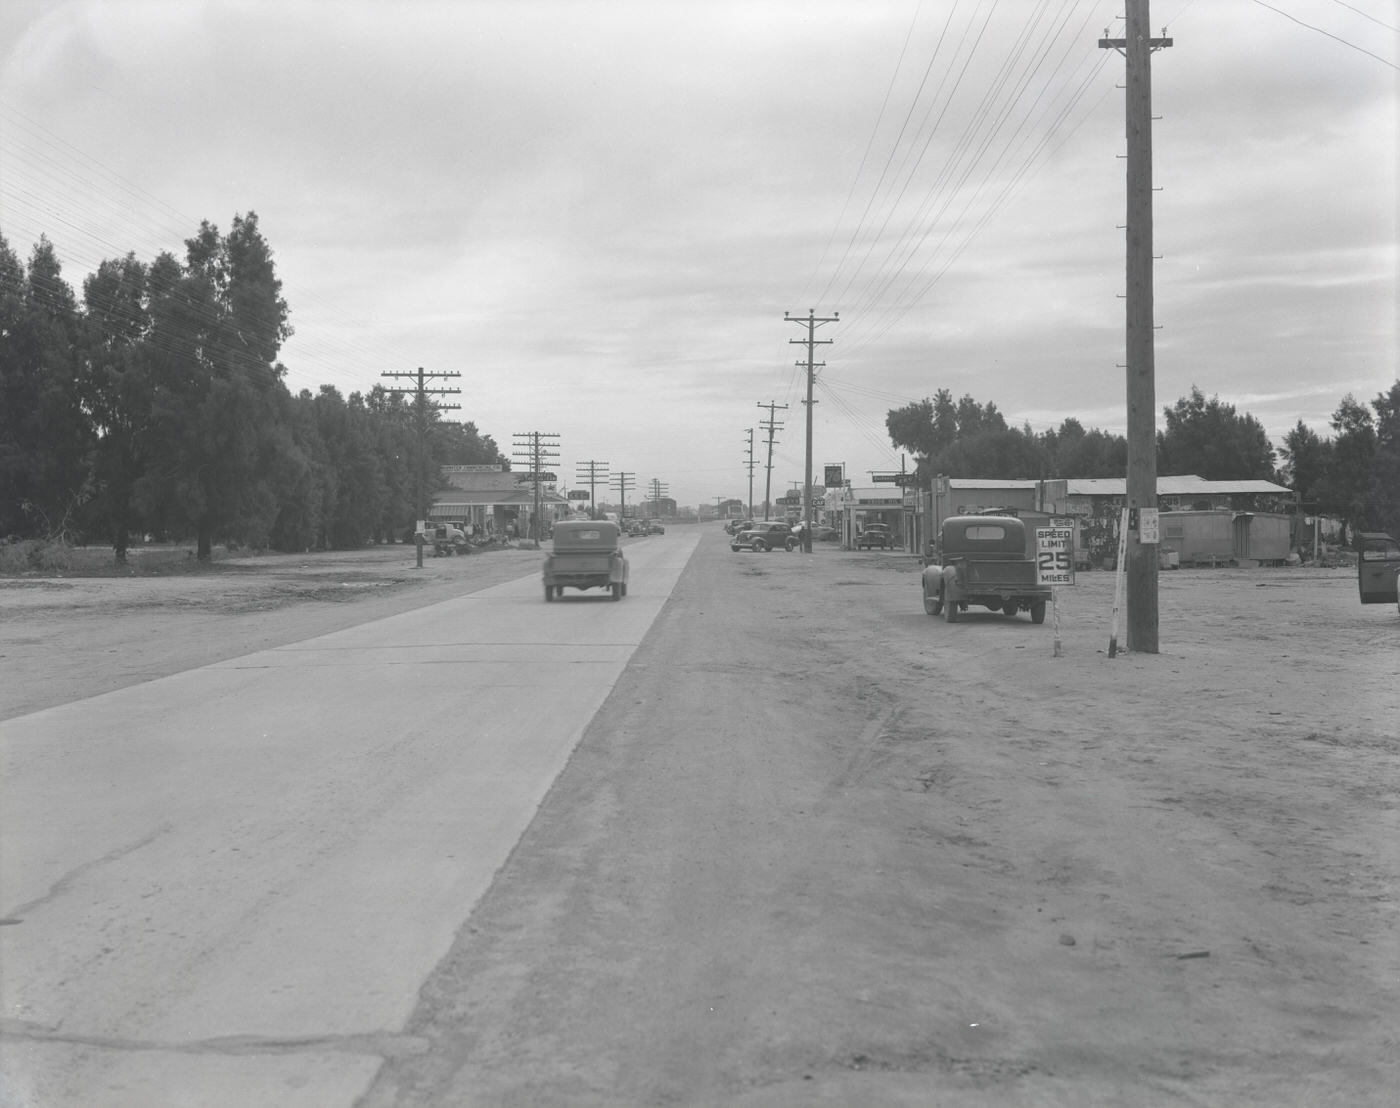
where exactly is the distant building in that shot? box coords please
[428,464,569,538]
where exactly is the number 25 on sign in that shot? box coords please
[1036,527,1074,658]
[1035,528,1074,586]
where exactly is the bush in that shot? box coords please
[0,539,73,575]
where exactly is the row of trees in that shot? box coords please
[1,216,503,560]
[885,383,1400,537]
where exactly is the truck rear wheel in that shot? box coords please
[923,587,942,616]
[1030,600,1047,624]
[544,585,555,601]
[943,590,959,623]
[610,582,622,600]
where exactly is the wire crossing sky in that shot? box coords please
[2,0,1394,506]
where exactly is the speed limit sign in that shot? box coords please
[1035,527,1075,586]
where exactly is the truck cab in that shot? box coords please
[921,515,1052,624]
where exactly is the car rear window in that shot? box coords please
[964,524,1007,541]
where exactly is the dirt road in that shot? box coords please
[3,531,1397,1105]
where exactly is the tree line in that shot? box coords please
[886,382,1400,539]
[1,214,503,562]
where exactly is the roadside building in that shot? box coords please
[427,464,569,540]
[1040,475,1293,566]
[828,484,909,550]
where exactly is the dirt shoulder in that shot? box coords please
[5,532,1397,1105]
[365,533,1399,1107]
[0,543,544,720]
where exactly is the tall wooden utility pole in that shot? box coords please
[610,470,635,522]
[1100,3,1170,654]
[511,431,560,542]
[744,427,757,518]
[756,401,788,521]
[575,460,609,520]
[785,309,838,553]
[380,367,461,524]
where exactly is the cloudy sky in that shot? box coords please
[2,0,1395,509]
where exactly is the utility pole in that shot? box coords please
[575,460,610,520]
[512,431,560,542]
[380,367,461,526]
[785,309,838,553]
[756,401,787,521]
[610,470,635,523]
[1101,3,1170,654]
[744,427,757,518]
[646,478,669,517]
[381,367,460,569]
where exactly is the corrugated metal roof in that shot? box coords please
[948,478,1039,490]
[1062,475,1290,496]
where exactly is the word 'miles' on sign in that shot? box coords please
[1035,526,1075,586]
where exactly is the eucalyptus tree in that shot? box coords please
[80,253,158,561]
[136,213,294,559]
[0,235,91,538]
[1156,386,1275,480]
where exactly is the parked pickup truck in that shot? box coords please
[921,515,1051,624]
[1357,532,1400,608]
[543,520,629,601]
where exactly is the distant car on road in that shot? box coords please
[645,520,666,534]
[731,521,798,553]
[543,520,629,601]
[724,519,755,536]
[855,523,892,550]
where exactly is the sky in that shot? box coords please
[2,0,1395,511]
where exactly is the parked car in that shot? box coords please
[855,523,893,550]
[646,520,666,534]
[731,521,798,553]
[1357,532,1400,607]
[416,522,468,556]
[921,515,1051,623]
[724,518,755,536]
[543,520,629,601]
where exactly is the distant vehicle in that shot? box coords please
[814,524,840,542]
[1357,532,1400,607]
[922,515,1051,624]
[724,519,755,536]
[417,522,468,556]
[855,523,892,550]
[645,520,666,535]
[543,520,629,601]
[731,521,798,553]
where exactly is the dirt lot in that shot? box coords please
[3,532,1398,1105]
[0,543,544,720]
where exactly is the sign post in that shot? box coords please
[1108,507,1131,658]
[1036,524,1075,657]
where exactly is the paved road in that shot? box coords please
[0,533,699,1108]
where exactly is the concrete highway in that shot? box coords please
[0,532,700,1108]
